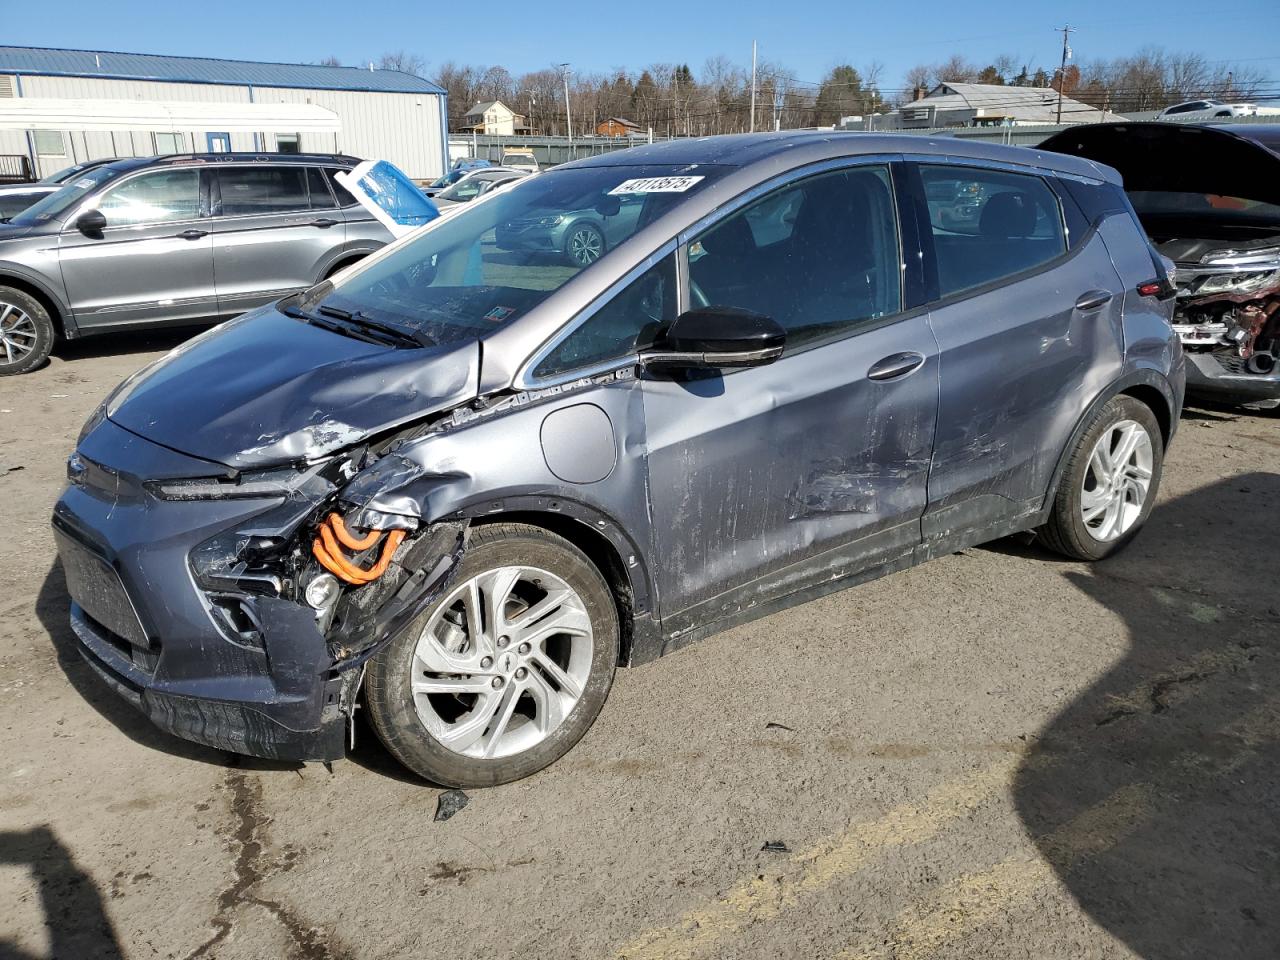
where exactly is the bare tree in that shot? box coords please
[377,51,427,77]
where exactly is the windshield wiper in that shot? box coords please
[317,305,435,348]
[279,297,396,347]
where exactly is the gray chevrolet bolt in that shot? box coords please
[54,132,1184,786]
[0,153,391,375]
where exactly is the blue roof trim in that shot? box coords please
[0,46,445,96]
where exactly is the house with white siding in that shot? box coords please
[0,46,449,180]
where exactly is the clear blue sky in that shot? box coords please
[4,0,1277,91]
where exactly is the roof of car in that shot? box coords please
[96,152,363,173]
[561,130,1120,182]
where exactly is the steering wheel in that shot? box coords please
[689,277,711,309]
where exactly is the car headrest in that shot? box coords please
[980,191,1038,238]
[700,212,757,257]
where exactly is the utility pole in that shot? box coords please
[559,62,573,150]
[749,40,758,133]
[1054,24,1073,124]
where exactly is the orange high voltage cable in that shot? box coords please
[312,513,406,585]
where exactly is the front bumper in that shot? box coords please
[1184,351,1280,403]
[53,419,346,762]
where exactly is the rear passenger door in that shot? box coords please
[211,164,346,316]
[910,161,1126,543]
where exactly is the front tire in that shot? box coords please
[564,222,605,267]
[0,286,55,376]
[365,523,619,787]
[1038,395,1164,560]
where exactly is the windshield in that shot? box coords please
[12,164,127,225]
[436,174,509,203]
[315,163,723,345]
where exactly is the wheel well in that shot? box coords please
[469,511,637,662]
[0,275,64,337]
[1120,384,1172,445]
[323,255,366,280]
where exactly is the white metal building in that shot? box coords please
[0,46,448,180]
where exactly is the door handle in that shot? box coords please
[310,218,339,228]
[1075,289,1114,311]
[867,352,926,381]
[176,229,209,240]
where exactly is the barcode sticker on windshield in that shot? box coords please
[609,176,704,195]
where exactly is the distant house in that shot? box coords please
[882,82,1125,129]
[596,117,642,138]
[462,100,530,136]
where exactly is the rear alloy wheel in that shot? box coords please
[565,223,605,266]
[1039,395,1164,560]
[365,523,619,786]
[0,286,54,376]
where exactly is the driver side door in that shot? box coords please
[58,167,217,330]
[641,162,939,636]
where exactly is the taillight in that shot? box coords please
[1136,277,1176,300]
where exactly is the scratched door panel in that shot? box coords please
[923,229,1125,540]
[642,315,938,624]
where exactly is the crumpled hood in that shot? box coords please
[106,307,480,470]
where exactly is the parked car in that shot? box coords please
[430,168,527,211]
[0,157,118,221]
[495,186,644,265]
[0,152,398,375]
[1156,100,1259,120]
[1041,121,1280,407]
[425,159,493,197]
[500,149,540,174]
[56,132,1183,787]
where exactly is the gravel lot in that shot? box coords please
[2,332,1277,960]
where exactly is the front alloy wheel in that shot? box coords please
[365,523,619,787]
[566,223,605,266]
[411,565,594,759]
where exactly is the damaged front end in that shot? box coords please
[56,412,470,764]
[1166,239,1280,398]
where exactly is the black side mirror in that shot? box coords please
[75,209,107,236]
[641,306,786,372]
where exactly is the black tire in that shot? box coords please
[1038,395,1164,561]
[0,285,55,376]
[365,522,619,787]
[563,221,606,266]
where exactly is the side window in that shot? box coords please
[918,165,1066,298]
[687,165,901,347]
[325,168,358,207]
[533,254,677,379]
[216,166,310,216]
[97,169,201,226]
[306,167,338,210]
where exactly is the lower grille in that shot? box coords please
[54,527,158,672]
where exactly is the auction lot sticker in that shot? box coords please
[609,176,704,195]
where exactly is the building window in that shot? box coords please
[276,133,301,154]
[153,132,185,155]
[33,130,65,157]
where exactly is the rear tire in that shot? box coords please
[0,286,55,376]
[1038,395,1164,561]
[365,523,619,787]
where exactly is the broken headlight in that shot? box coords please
[145,463,330,501]
[1181,268,1280,298]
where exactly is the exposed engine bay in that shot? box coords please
[1158,235,1280,377]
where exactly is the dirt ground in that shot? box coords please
[1,331,1277,960]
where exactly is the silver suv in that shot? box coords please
[0,153,393,375]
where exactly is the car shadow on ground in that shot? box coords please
[1011,472,1280,959]
[0,826,123,960]
[49,325,204,366]
[36,560,301,774]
